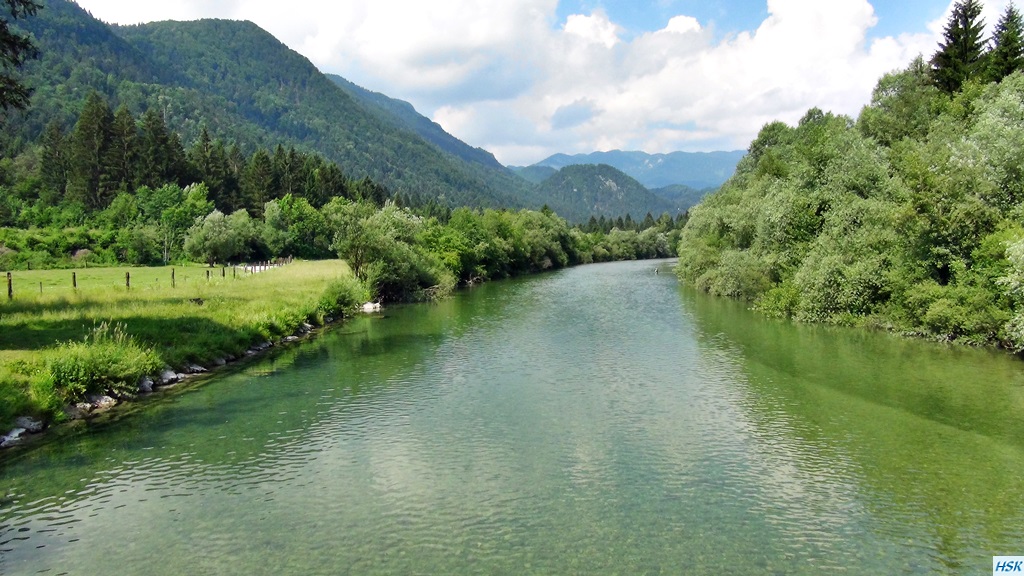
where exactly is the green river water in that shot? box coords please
[1,259,1022,575]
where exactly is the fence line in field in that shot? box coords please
[4,257,295,300]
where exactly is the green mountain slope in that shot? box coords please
[649,184,712,212]
[6,1,535,209]
[508,165,558,184]
[536,164,680,223]
[533,150,745,189]
[327,74,503,170]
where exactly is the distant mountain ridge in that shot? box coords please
[7,0,540,210]
[4,0,704,223]
[327,74,504,171]
[522,150,746,190]
[535,164,680,223]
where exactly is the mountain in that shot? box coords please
[649,184,714,213]
[7,0,538,209]
[327,74,503,171]
[509,165,558,184]
[536,164,680,223]
[531,150,746,189]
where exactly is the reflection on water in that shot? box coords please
[1,260,1022,574]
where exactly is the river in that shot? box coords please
[1,259,1022,574]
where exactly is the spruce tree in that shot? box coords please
[68,92,114,209]
[987,3,1024,82]
[931,0,987,93]
[108,105,139,192]
[0,0,40,113]
[39,120,67,200]
[241,148,275,215]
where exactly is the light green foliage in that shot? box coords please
[262,195,330,259]
[183,208,258,265]
[677,52,1024,347]
[858,57,942,146]
[46,322,162,401]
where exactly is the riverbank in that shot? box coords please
[0,260,367,439]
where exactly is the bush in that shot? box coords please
[317,275,370,319]
[46,322,162,401]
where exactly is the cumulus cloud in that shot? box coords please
[75,0,1005,166]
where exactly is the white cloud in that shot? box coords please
[74,0,975,166]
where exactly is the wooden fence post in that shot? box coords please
[206,270,210,281]
[222,266,225,278]
[126,271,130,290]
[39,282,42,294]
[172,267,176,288]
[73,271,77,289]
[6,272,11,300]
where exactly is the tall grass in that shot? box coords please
[0,260,366,428]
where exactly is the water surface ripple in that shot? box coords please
[1,260,1022,574]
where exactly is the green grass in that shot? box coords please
[0,261,367,428]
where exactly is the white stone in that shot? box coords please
[14,416,44,433]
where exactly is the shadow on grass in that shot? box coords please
[0,315,259,368]
[0,296,256,353]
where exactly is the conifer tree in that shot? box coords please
[931,0,988,93]
[108,105,139,191]
[241,148,275,215]
[986,3,1024,82]
[68,92,114,209]
[39,119,67,199]
[138,109,172,188]
[0,0,40,113]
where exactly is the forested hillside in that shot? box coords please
[529,150,745,189]
[677,0,1024,349]
[534,164,680,223]
[4,0,536,209]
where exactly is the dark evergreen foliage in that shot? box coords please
[0,0,40,113]
[986,3,1024,82]
[931,0,988,93]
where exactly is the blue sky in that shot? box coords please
[555,0,951,39]
[76,0,988,165]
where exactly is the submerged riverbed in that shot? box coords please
[1,259,1022,574]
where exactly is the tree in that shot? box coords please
[39,120,67,200]
[986,3,1024,83]
[0,0,40,113]
[67,92,114,209]
[183,209,256,265]
[241,148,275,214]
[858,56,941,146]
[931,0,987,93]
[108,105,139,192]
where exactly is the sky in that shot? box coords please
[72,0,1010,166]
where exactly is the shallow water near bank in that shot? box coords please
[1,259,1022,574]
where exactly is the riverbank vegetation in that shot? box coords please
[0,94,681,431]
[677,0,1024,350]
[0,260,365,428]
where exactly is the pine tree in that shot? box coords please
[987,3,1024,82]
[931,0,987,93]
[68,92,114,209]
[108,105,139,192]
[138,109,172,188]
[241,148,275,215]
[39,120,68,201]
[0,0,40,113]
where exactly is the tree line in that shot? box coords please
[0,91,679,301]
[676,0,1024,350]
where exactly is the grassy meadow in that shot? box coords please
[0,260,366,429]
